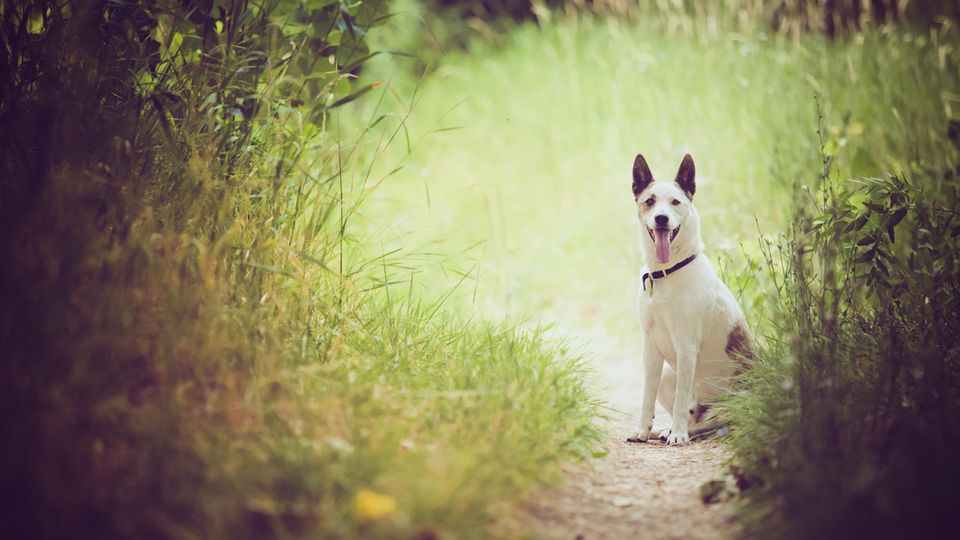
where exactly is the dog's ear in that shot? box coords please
[632,154,654,198]
[675,153,696,199]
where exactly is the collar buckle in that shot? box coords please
[641,254,698,292]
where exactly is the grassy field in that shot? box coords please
[356,7,955,336]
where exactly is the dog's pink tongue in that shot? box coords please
[654,229,672,264]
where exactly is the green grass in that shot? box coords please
[232,300,601,538]
[357,8,956,336]
[0,2,600,538]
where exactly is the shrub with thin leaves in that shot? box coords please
[726,118,960,538]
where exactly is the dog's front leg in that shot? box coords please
[627,337,663,442]
[667,344,698,445]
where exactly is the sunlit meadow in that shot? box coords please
[356,6,953,337]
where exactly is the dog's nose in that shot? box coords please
[655,214,669,226]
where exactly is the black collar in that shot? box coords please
[642,254,698,292]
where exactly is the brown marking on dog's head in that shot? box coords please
[675,153,696,200]
[725,321,754,368]
[632,154,654,198]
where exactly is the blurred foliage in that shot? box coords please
[725,108,960,537]
[446,0,960,30]
[391,0,960,68]
[0,0,600,538]
[360,7,959,333]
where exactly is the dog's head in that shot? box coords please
[631,154,698,265]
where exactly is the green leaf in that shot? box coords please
[877,247,896,262]
[327,29,341,46]
[326,82,380,109]
[341,50,416,73]
[845,214,869,233]
[875,258,889,276]
[244,261,293,277]
[887,207,907,242]
[855,248,877,264]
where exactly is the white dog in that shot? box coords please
[626,154,753,446]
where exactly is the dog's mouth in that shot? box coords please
[647,226,681,264]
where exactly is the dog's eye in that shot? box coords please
[671,199,681,206]
[645,198,655,207]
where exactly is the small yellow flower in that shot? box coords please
[355,489,397,520]
[850,121,864,135]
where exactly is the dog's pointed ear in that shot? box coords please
[632,154,653,198]
[675,153,696,199]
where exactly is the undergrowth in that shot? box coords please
[0,1,600,538]
[725,108,960,538]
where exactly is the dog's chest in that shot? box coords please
[642,311,678,361]
[639,291,685,361]
[637,263,718,359]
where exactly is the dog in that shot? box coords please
[625,154,753,446]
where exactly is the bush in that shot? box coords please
[726,119,960,538]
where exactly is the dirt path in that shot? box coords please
[517,322,740,539]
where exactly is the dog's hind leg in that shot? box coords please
[627,337,664,443]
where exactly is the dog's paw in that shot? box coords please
[666,428,691,446]
[626,429,650,443]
